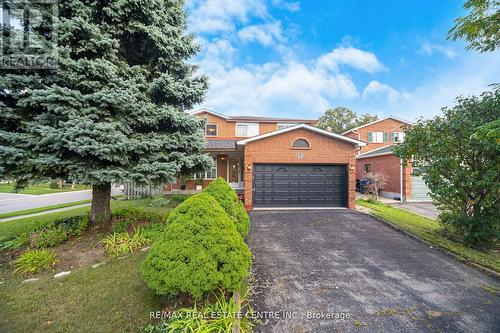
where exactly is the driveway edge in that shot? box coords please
[355,209,500,280]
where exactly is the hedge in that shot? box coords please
[203,178,250,237]
[141,192,251,299]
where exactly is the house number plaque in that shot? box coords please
[297,152,304,159]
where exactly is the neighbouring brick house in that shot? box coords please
[343,116,430,201]
[165,108,366,210]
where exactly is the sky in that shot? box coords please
[186,0,500,121]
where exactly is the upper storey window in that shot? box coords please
[206,124,218,136]
[236,123,259,137]
[392,132,405,142]
[367,131,385,143]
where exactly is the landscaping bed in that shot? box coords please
[356,199,500,273]
[0,179,254,332]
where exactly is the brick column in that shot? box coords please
[348,157,356,208]
[217,155,228,180]
[243,147,253,211]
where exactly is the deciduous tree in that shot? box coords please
[448,0,500,52]
[317,107,378,134]
[393,89,500,248]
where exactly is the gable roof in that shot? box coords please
[341,116,414,135]
[189,108,316,123]
[237,123,366,147]
[356,145,394,159]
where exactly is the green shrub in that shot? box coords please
[164,291,253,332]
[148,196,170,208]
[0,232,30,250]
[204,178,250,237]
[141,193,251,299]
[441,211,499,248]
[53,215,89,236]
[167,194,192,203]
[101,228,151,256]
[111,208,164,232]
[14,249,58,275]
[31,227,69,248]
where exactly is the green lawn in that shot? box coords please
[356,199,500,273]
[0,183,90,195]
[0,197,178,333]
[0,251,162,333]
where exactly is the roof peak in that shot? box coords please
[341,116,413,135]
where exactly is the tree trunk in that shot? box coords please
[90,183,111,224]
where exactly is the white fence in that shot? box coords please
[123,183,164,199]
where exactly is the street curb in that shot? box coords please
[355,209,500,280]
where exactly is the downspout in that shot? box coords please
[400,159,404,202]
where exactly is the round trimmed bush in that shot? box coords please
[140,192,251,299]
[203,178,250,237]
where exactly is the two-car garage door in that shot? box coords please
[253,164,348,208]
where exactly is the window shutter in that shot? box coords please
[383,132,388,142]
[390,132,395,142]
[367,132,373,142]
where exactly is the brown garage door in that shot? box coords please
[253,164,348,207]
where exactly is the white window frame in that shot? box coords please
[206,123,218,137]
[236,123,259,137]
[371,132,384,143]
[193,159,217,180]
[277,123,297,130]
[393,132,405,143]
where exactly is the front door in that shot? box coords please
[228,158,240,186]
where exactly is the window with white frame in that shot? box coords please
[236,123,259,137]
[368,131,384,143]
[393,132,405,142]
[193,161,217,180]
[277,123,297,130]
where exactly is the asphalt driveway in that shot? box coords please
[247,210,499,333]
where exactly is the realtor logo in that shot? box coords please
[1,0,58,69]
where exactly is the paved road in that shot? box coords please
[247,210,499,333]
[389,202,439,220]
[0,187,121,214]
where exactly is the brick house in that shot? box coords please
[342,116,430,201]
[165,108,366,210]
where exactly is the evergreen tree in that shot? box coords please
[0,0,211,223]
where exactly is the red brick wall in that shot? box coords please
[217,155,228,180]
[243,129,357,210]
[356,154,413,199]
[345,118,407,153]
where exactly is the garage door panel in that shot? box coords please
[253,164,347,207]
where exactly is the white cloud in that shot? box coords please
[198,47,366,116]
[271,0,300,12]
[238,22,285,46]
[317,47,384,73]
[186,0,267,33]
[362,81,403,104]
[420,41,457,59]
[355,53,500,120]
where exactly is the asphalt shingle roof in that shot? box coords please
[206,140,237,149]
[357,145,394,158]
